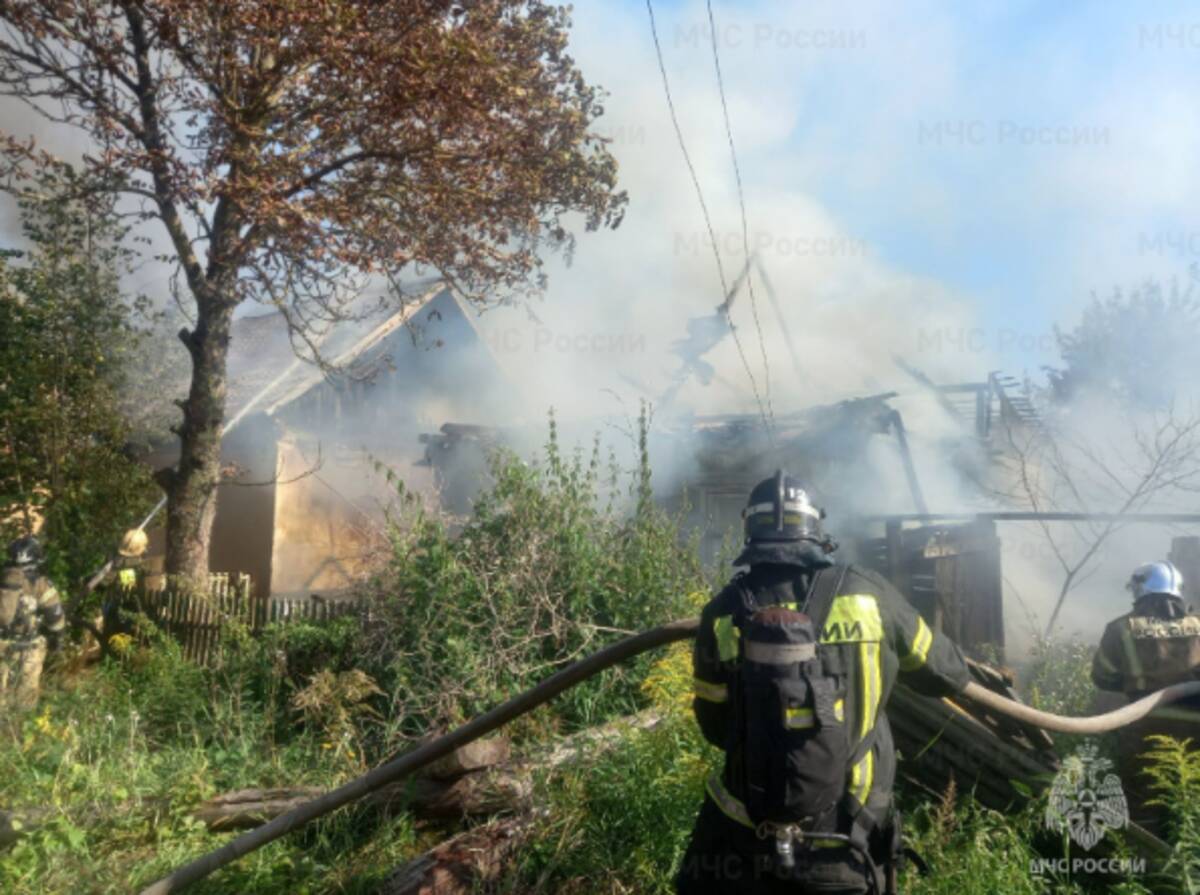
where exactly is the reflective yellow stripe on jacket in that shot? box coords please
[713,615,739,663]
[787,699,846,729]
[821,594,884,809]
[821,595,884,644]
[899,617,934,671]
[821,595,884,739]
[694,677,728,703]
[850,748,874,806]
[784,706,815,729]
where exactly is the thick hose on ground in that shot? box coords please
[962,679,1200,734]
[140,619,1200,894]
[139,618,701,895]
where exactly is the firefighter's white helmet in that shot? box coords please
[1127,561,1184,600]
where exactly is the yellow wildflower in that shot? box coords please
[34,709,53,735]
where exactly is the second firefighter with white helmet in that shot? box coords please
[1093,559,1199,835]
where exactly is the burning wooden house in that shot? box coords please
[418,388,1011,666]
[148,283,513,597]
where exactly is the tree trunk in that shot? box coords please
[162,296,234,587]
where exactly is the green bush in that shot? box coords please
[899,784,1073,895]
[1022,635,1096,719]
[1022,634,1103,758]
[362,408,709,741]
[0,163,158,590]
[1141,736,1200,891]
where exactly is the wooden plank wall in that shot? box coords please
[857,518,1006,661]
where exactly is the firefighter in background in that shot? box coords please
[1092,561,1200,834]
[97,528,150,645]
[676,471,972,895]
[115,528,148,588]
[0,536,65,708]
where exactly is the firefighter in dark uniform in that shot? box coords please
[0,536,65,708]
[676,472,972,895]
[1092,561,1200,835]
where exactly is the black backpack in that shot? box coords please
[731,565,851,829]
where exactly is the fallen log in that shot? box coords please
[374,816,532,895]
[6,749,530,841]
[193,788,326,832]
[195,775,528,831]
[369,767,531,822]
[425,737,511,779]
[194,716,661,832]
[370,712,666,892]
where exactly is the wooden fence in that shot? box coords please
[111,573,370,665]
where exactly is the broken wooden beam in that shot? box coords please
[192,788,326,832]
[192,737,519,831]
[192,718,660,832]
[374,817,531,895]
[424,736,511,779]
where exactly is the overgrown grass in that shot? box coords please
[7,426,1200,893]
[0,621,419,894]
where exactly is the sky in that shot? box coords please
[466,0,1200,418]
[4,2,1198,413]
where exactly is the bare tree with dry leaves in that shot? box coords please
[0,1,626,585]
[995,406,1200,636]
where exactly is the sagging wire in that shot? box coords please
[705,0,775,431]
[644,0,774,441]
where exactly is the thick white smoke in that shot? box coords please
[4,2,1199,654]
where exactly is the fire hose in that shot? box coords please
[139,618,1200,894]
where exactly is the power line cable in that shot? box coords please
[643,0,773,435]
[705,0,775,429]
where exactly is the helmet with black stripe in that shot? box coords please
[7,536,43,567]
[742,469,825,545]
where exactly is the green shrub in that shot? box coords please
[362,408,709,741]
[1022,635,1096,718]
[1022,634,1103,758]
[1141,735,1200,891]
[0,163,158,590]
[899,784,1076,895]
